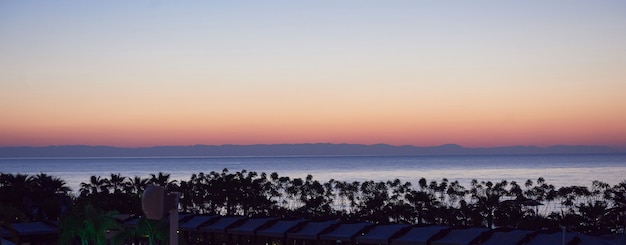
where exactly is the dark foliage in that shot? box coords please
[2,170,625,242]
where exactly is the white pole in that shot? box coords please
[170,193,180,245]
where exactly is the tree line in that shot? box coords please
[1,169,625,242]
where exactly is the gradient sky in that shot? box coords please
[1,1,625,148]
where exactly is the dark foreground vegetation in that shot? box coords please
[1,169,625,244]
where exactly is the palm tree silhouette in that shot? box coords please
[126,176,149,196]
[0,173,32,223]
[149,172,178,190]
[80,175,109,196]
[469,179,509,228]
[108,173,128,194]
[406,189,438,224]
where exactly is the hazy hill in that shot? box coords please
[0,143,622,158]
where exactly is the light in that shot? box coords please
[142,185,165,220]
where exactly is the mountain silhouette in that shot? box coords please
[0,143,621,158]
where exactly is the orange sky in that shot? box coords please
[1,1,626,148]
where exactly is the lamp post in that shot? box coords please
[169,192,180,245]
[142,185,180,245]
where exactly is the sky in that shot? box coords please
[1,1,625,148]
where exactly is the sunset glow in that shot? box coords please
[1,1,625,148]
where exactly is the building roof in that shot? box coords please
[199,216,247,233]
[6,222,58,236]
[256,219,308,238]
[430,227,490,245]
[287,220,338,240]
[3,215,621,245]
[318,222,373,242]
[1,226,13,237]
[227,217,279,235]
[179,215,219,231]
[391,226,448,245]
[524,231,578,245]
[575,233,622,245]
[480,229,535,245]
[355,224,411,245]
[1,239,17,245]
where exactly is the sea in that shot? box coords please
[1,154,626,194]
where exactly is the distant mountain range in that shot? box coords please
[0,143,623,158]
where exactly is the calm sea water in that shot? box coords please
[1,154,625,193]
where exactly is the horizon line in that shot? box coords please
[2,142,624,150]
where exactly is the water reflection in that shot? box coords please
[1,154,625,194]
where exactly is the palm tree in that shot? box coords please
[386,179,412,223]
[30,173,72,220]
[469,179,509,228]
[269,173,291,210]
[523,177,557,216]
[59,203,120,245]
[298,175,333,217]
[0,173,32,205]
[286,177,305,210]
[126,176,149,196]
[175,179,195,213]
[406,189,438,224]
[80,175,109,196]
[603,181,626,233]
[445,180,467,207]
[430,178,449,204]
[108,173,127,194]
[0,173,32,224]
[557,185,591,210]
[149,172,177,190]
[357,180,389,223]
[32,173,71,195]
[577,200,609,234]
[237,171,275,216]
[186,172,209,213]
